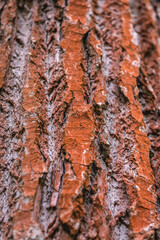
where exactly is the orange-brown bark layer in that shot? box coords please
[0,0,159,239]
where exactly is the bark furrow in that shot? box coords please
[0,0,159,239]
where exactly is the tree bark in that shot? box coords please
[0,0,159,239]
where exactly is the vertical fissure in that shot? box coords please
[35,0,69,237]
[0,0,159,239]
[0,1,33,238]
[37,0,59,236]
[95,1,132,239]
[130,0,160,231]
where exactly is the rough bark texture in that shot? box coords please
[0,0,159,239]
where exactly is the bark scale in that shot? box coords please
[0,0,159,239]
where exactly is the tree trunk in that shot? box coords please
[0,0,159,239]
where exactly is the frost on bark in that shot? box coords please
[0,0,159,239]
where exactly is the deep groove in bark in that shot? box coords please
[0,1,33,238]
[0,0,159,239]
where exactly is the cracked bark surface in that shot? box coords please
[0,0,159,239]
